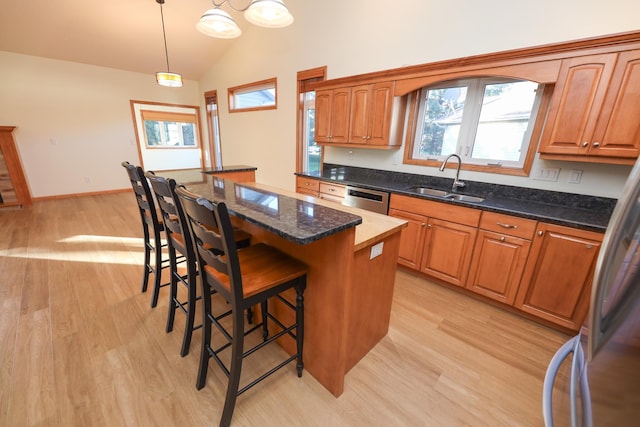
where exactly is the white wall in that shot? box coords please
[0,51,200,198]
[200,0,640,197]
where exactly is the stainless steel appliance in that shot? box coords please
[342,185,390,214]
[542,159,640,426]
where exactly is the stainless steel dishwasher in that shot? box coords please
[342,185,390,214]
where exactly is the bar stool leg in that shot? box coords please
[180,258,198,357]
[150,228,163,308]
[296,277,306,377]
[220,308,245,427]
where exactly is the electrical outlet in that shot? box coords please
[533,167,560,182]
[568,169,583,184]
[348,150,355,159]
[370,242,384,260]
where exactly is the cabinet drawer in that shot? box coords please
[319,182,346,197]
[389,194,481,227]
[296,177,320,192]
[479,211,537,240]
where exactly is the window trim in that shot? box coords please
[296,67,327,173]
[228,77,277,113]
[403,82,554,177]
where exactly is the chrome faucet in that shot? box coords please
[439,154,466,191]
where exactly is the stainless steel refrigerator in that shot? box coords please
[543,160,640,426]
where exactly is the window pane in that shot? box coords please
[304,92,320,174]
[415,86,467,158]
[471,81,538,162]
[144,120,197,148]
[235,88,276,109]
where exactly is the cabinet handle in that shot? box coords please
[421,223,426,227]
[427,224,432,229]
[538,231,544,236]
[305,182,311,186]
[329,188,335,192]
[500,236,506,242]
[592,142,600,148]
[497,222,518,229]
[582,141,589,147]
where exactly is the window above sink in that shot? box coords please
[403,77,552,178]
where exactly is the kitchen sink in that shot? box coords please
[407,186,449,197]
[443,193,485,203]
[407,186,485,203]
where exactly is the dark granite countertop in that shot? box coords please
[183,175,362,245]
[201,165,257,174]
[296,164,618,233]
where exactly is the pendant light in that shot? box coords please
[156,0,183,87]
[196,0,293,39]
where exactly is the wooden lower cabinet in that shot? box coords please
[388,208,427,270]
[421,218,477,287]
[515,222,603,331]
[296,176,320,197]
[390,194,604,332]
[466,230,531,305]
[318,182,346,203]
[466,211,536,305]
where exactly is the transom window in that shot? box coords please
[141,110,197,148]
[228,77,277,112]
[407,77,545,170]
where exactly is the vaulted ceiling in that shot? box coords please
[0,0,262,80]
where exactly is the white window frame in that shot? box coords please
[409,77,545,170]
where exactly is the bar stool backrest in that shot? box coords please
[176,186,243,305]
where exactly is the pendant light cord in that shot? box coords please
[158,0,171,72]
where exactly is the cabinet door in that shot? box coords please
[315,90,332,143]
[515,223,602,331]
[467,230,531,305]
[421,218,477,287]
[591,49,640,158]
[388,208,428,270]
[349,84,371,144]
[538,54,617,156]
[314,88,351,144]
[366,82,394,146]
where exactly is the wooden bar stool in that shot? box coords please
[121,161,169,308]
[146,172,252,356]
[177,186,307,427]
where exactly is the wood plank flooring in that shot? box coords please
[0,192,570,426]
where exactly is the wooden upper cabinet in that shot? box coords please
[315,87,351,144]
[316,81,405,148]
[349,82,398,146]
[539,51,640,163]
[515,223,603,331]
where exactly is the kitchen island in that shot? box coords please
[182,174,407,397]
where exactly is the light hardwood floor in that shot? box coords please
[0,192,569,426]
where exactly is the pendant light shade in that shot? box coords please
[196,8,242,39]
[156,72,183,87]
[156,0,182,88]
[244,0,294,28]
[196,0,293,39]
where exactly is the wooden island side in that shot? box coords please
[184,177,406,397]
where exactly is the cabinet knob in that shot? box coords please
[538,230,544,236]
[427,224,432,229]
[582,141,589,147]
[592,142,600,148]
[500,236,506,242]
[586,244,593,249]
[421,223,426,227]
